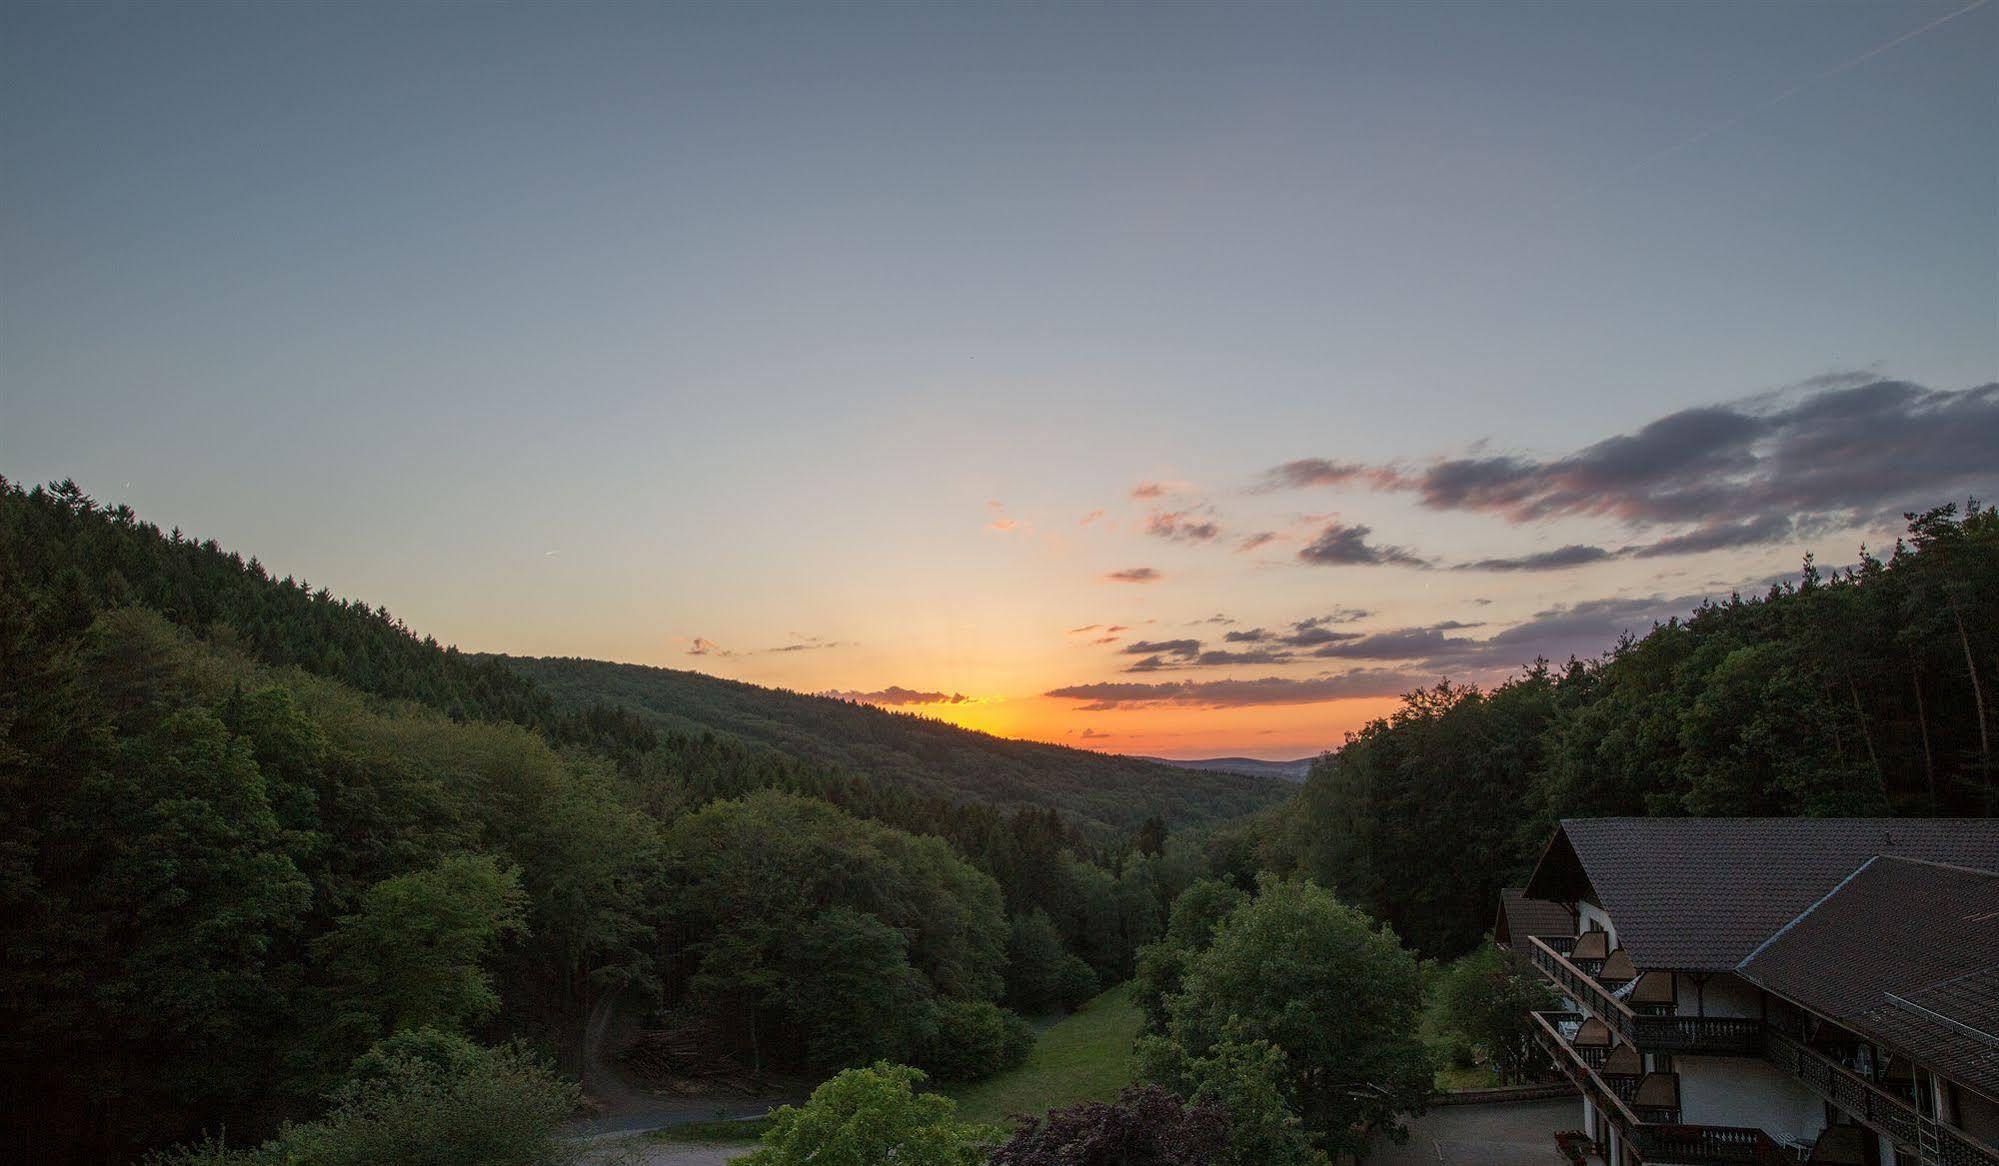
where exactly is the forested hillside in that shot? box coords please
[0,478,1227,1163]
[504,656,1288,832]
[1258,503,1998,959]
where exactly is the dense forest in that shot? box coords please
[502,656,1288,834]
[1257,502,1998,958]
[0,478,1233,1163]
[6,475,1993,1164]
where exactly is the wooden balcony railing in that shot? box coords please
[1524,936,1762,1055]
[1531,1011,1796,1164]
[1765,1029,1999,1166]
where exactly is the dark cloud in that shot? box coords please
[687,636,733,657]
[1624,515,1795,558]
[1103,567,1163,583]
[1145,508,1223,543]
[819,686,970,706]
[1263,379,1998,556]
[1131,482,1169,499]
[1278,611,1371,646]
[1122,639,1202,658]
[1257,460,1398,492]
[1456,544,1616,572]
[1224,628,1269,643]
[1298,522,1427,567]
[1311,622,1486,663]
[1236,531,1280,553]
[1046,669,1428,710]
[1193,648,1294,666]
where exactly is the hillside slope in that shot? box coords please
[1145,756,1318,783]
[501,655,1289,831]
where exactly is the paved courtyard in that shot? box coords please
[1369,1096,1577,1165]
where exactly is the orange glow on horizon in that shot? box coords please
[874,692,1401,761]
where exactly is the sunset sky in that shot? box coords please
[5,2,1995,757]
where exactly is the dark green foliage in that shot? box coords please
[312,855,529,1060]
[1153,1038,1328,1166]
[502,654,1288,833]
[149,1031,579,1166]
[1005,910,1103,1015]
[987,1084,1231,1166]
[1138,877,1432,1161]
[1131,878,1246,1033]
[1273,504,1999,957]
[1433,942,1556,1085]
[2,477,1172,1161]
[923,1000,1036,1082]
[745,1063,998,1166]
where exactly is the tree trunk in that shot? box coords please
[1911,663,1937,811]
[1951,601,1992,812]
[1845,671,1888,807]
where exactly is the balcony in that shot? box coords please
[1764,1029,1999,1166]
[1531,1011,1798,1164]
[1525,936,1763,1055]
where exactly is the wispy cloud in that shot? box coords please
[1298,521,1428,567]
[1262,379,1998,560]
[688,633,849,658]
[1046,669,1425,710]
[1456,544,1616,572]
[1103,567,1163,583]
[985,499,1029,534]
[1144,507,1223,543]
[819,686,972,707]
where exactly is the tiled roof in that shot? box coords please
[1738,857,1999,1097]
[1522,818,1999,972]
[1858,970,1999,1099]
[1495,887,1574,945]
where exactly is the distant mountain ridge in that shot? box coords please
[1142,755,1320,783]
[499,655,1293,832]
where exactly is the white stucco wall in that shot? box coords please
[1577,901,1617,946]
[1677,1054,1824,1142]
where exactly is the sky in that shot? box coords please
[3,1,1995,758]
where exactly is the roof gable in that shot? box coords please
[1522,818,1999,971]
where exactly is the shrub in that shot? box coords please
[149,1031,577,1166]
[922,1000,1034,1082]
[1055,954,1102,1011]
[744,1062,997,1166]
[1434,941,1555,1085]
[988,1084,1228,1166]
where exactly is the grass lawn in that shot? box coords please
[645,1117,771,1145]
[944,983,1143,1127]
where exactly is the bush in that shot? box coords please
[1434,941,1555,1085]
[988,1084,1228,1166]
[744,1062,997,1166]
[149,1031,577,1166]
[1056,954,1102,1011]
[922,1000,1034,1082]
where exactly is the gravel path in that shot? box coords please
[1367,1097,1577,1165]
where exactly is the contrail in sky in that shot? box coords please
[1560,0,1990,205]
